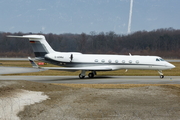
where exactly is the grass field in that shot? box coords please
[0,60,179,76]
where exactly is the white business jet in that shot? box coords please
[7,35,175,79]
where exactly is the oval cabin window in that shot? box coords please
[101,59,105,63]
[94,59,98,62]
[108,60,112,63]
[122,60,125,63]
[136,60,139,64]
[129,60,132,63]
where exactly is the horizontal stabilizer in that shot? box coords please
[28,57,39,68]
[7,35,43,39]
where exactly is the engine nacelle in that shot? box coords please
[45,52,81,62]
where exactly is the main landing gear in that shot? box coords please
[79,70,96,79]
[158,70,164,79]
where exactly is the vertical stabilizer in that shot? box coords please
[7,35,55,57]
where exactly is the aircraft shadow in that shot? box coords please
[35,76,114,82]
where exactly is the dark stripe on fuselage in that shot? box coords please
[44,57,61,65]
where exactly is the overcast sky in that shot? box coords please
[0,0,180,34]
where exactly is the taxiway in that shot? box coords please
[0,76,179,84]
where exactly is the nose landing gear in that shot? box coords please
[160,75,164,79]
[158,70,164,79]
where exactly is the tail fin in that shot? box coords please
[7,35,55,57]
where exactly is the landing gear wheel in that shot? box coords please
[79,74,85,79]
[88,73,94,78]
[158,70,164,79]
[160,75,164,79]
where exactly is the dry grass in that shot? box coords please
[54,83,180,89]
[0,60,179,76]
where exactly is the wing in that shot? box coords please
[28,57,113,71]
[41,66,113,71]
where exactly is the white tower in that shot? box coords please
[128,0,133,34]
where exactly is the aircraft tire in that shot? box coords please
[88,73,94,78]
[160,75,164,79]
[79,74,85,79]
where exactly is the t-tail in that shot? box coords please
[7,35,55,58]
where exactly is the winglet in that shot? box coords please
[28,57,39,68]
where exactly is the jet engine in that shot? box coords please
[44,52,81,63]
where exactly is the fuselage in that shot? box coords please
[42,52,175,71]
[8,35,176,79]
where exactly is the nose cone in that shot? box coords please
[167,63,175,69]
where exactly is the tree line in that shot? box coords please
[0,27,180,58]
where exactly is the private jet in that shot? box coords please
[7,35,175,79]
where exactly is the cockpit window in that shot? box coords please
[160,58,165,61]
[156,58,160,61]
[156,58,165,61]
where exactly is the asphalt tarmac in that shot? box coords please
[0,66,44,74]
[0,76,179,84]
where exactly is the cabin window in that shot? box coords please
[122,60,125,63]
[129,60,132,63]
[136,60,139,64]
[108,60,112,63]
[94,59,98,62]
[101,59,105,63]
